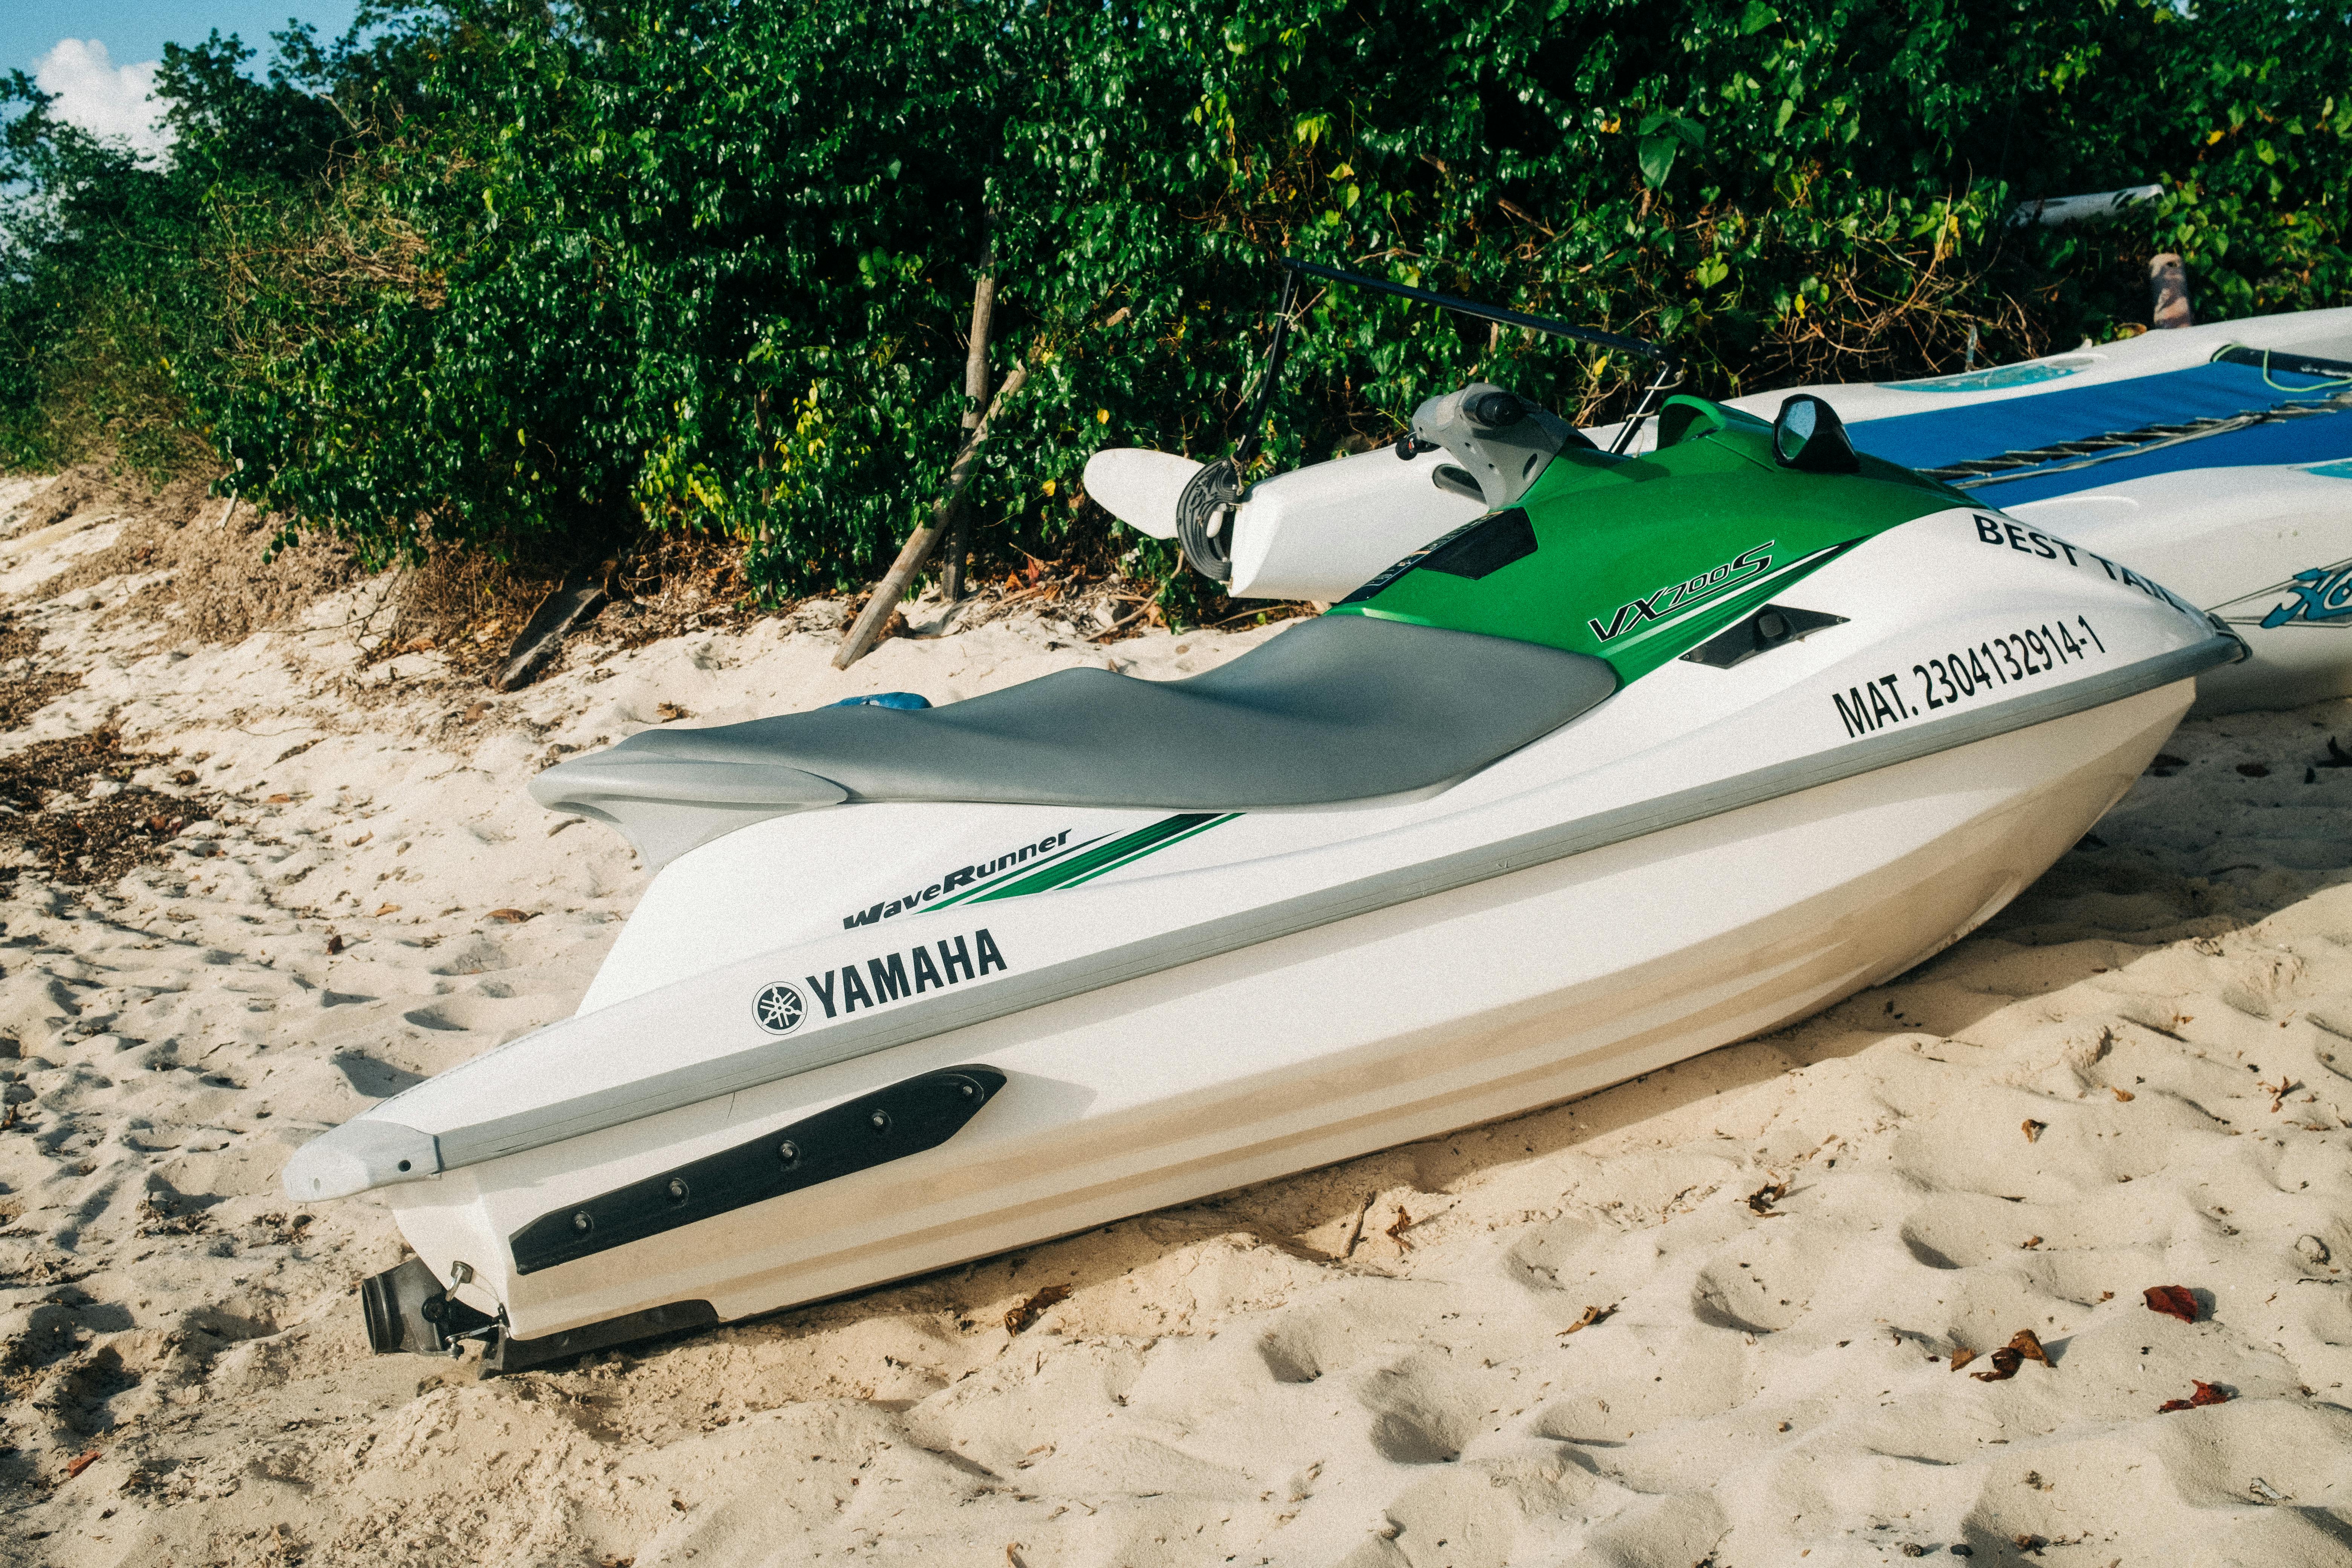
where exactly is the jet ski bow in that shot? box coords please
[1707,309,2352,714]
[290,300,2240,1374]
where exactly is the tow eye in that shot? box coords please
[360,1256,502,1357]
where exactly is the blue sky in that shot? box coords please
[8,5,361,153]
[6,5,361,81]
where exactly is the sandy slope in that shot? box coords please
[0,475,2347,1568]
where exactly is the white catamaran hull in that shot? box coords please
[2003,462,2352,712]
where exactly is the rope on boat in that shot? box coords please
[1925,389,2352,488]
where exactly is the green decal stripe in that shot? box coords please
[969,812,1234,904]
[930,830,1115,910]
[1057,812,1240,890]
[1592,540,1859,660]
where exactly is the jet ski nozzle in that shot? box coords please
[360,1256,500,1356]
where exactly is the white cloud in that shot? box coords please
[34,39,171,159]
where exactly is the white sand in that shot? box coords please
[0,477,2347,1566]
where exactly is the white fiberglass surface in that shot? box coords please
[524,769,2015,1199]
[580,801,1162,1015]
[1078,448,1199,539]
[2009,465,2352,613]
[1227,444,1479,601]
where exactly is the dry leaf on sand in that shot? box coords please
[1746,1182,1788,1216]
[656,701,692,721]
[64,1448,100,1479]
[1971,1347,2025,1382]
[2112,1087,2135,1101]
[1947,1347,1977,1373]
[2021,1119,2046,1142]
[1004,1283,1072,1334]
[2144,1285,2199,1324]
[2158,1380,2233,1412]
[373,902,401,917]
[1556,1304,1615,1336]
[2007,1329,2050,1366]
[487,908,537,923]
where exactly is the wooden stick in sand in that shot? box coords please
[833,355,1029,671]
[943,226,997,602]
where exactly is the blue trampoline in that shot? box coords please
[1849,358,2352,505]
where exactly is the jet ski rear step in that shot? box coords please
[358,1064,1004,1376]
[509,1064,1005,1273]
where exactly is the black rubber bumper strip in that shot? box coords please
[507,1064,1005,1275]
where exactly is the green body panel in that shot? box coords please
[1328,398,1961,686]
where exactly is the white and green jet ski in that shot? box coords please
[286,266,2241,1373]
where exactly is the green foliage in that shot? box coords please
[2,0,2347,607]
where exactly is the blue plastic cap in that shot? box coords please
[828,691,932,710]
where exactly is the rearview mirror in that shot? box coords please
[1772,395,1860,473]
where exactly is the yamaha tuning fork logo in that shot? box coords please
[753,982,807,1035]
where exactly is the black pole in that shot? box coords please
[1232,264,1302,464]
[1280,258,1676,366]
[1278,258,1683,453]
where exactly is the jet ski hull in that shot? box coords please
[386,678,2187,1352]
[306,501,2235,1360]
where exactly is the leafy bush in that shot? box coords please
[3,0,2347,605]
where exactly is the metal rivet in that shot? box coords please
[870,1110,891,1133]
[571,1210,594,1233]
[960,1082,977,1098]
[665,1177,690,1205]
[777,1140,800,1166]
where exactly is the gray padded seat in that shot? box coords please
[532,615,1616,864]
